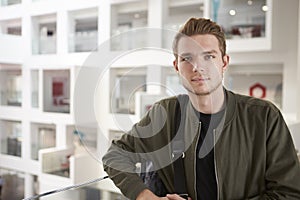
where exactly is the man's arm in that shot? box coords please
[102,130,149,199]
[263,108,300,199]
[102,102,171,199]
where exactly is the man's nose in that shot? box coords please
[192,58,205,73]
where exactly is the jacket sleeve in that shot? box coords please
[102,131,148,199]
[102,102,169,199]
[263,107,300,199]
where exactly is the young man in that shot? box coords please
[102,18,300,200]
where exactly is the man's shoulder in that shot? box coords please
[228,90,280,112]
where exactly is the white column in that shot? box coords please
[68,12,75,53]
[39,69,43,112]
[57,10,68,54]
[148,0,166,28]
[31,17,39,55]
[22,118,31,161]
[21,0,32,113]
[146,0,166,94]
[203,0,211,19]
[56,123,67,147]
[98,1,110,45]
[22,67,31,110]
[21,1,35,198]
[21,0,32,57]
[24,173,34,198]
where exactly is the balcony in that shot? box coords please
[0,64,22,107]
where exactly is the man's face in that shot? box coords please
[173,34,229,96]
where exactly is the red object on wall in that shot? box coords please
[53,82,63,97]
[53,81,64,106]
[249,83,266,98]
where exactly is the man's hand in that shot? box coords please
[136,190,192,200]
[136,189,168,200]
[166,194,192,200]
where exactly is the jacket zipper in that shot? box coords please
[213,129,220,200]
[194,121,201,199]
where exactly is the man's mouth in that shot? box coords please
[191,77,209,82]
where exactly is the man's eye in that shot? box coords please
[181,56,192,62]
[204,55,215,60]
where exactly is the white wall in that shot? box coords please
[228,0,299,123]
[0,34,24,63]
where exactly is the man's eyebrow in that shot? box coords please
[202,50,218,55]
[178,50,218,57]
[178,52,193,57]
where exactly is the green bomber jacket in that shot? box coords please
[102,89,300,200]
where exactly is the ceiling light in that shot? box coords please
[247,0,253,5]
[262,5,268,12]
[229,9,236,16]
[134,13,140,19]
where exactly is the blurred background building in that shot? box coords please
[0,0,300,199]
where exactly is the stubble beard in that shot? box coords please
[183,79,223,96]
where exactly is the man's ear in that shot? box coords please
[173,59,179,72]
[222,55,230,72]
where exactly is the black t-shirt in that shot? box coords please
[195,109,225,200]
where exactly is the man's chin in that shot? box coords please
[184,81,223,96]
[184,87,211,96]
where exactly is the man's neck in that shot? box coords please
[188,87,225,114]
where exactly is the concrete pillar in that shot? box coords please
[57,10,68,54]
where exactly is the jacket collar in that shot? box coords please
[182,88,236,127]
[223,88,237,127]
[180,88,236,142]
